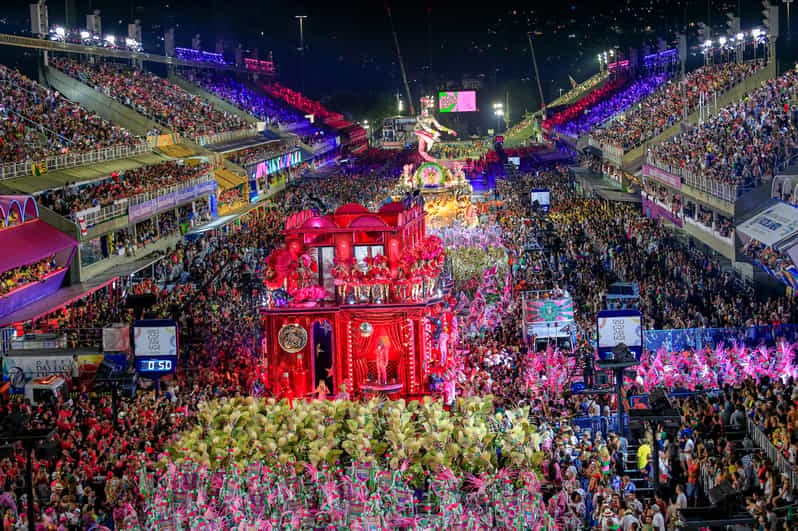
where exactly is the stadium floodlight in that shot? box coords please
[80,30,90,39]
[105,35,115,44]
[719,36,727,46]
[54,26,65,37]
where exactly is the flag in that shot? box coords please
[524,298,574,323]
[568,75,578,89]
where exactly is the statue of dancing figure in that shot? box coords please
[375,337,389,384]
[414,96,457,162]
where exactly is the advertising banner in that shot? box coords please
[642,164,681,190]
[3,353,106,379]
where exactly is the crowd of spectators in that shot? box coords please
[590,61,763,151]
[3,149,798,529]
[36,161,210,217]
[227,142,296,167]
[542,78,628,132]
[743,239,796,276]
[647,67,798,192]
[0,255,59,297]
[556,74,668,137]
[51,58,252,139]
[180,70,309,130]
[642,179,682,218]
[0,65,140,164]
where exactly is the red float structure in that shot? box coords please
[260,202,454,400]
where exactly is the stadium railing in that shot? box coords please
[193,128,258,147]
[70,172,213,229]
[0,141,152,181]
[747,417,798,489]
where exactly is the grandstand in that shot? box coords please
[587,61,774,170]
[0,195,76,322]
[0,51,338,305]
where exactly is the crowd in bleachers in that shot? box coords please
[2,153,798,529]
[0,65,140,164]
[227,142,295,167]
[0,255,59,297]
[7,49,798,528]
[542,78,628,132]
[642,179,682,217]
[50,57,251,139]
[180,70,308,130]
[590,62,763,151]
[36,161,209,217]
[556,74,668,136]
[647,67,798,192]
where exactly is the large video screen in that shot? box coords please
[596,310,643,360]
[133,319,178,376]
[529,189,551,212]
[133,320,178,357]
[438,91,477,113]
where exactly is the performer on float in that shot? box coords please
[375,337,390,384]
[414,96,457,162]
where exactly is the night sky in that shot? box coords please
[0,1,778,123]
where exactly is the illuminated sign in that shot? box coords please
[438,91,477,113]
[597,310,643,360]
[252,150,302,179]
[133,319,178,375]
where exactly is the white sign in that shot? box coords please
[133,326,177,357]
[597,314,642,349]
[529,189,551,212]
[3,355,73,379]
[737,203,798,247]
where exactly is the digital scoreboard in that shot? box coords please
[133,319,178,376]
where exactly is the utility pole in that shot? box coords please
[295,15,307,94]
[526,32,546,116]
[504,89,510,130]
[387,5,415,115]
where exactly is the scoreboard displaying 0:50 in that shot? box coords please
[133,319,178,375]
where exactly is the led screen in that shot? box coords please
[596,310,643,360]
[438,91,477,113]
[529,189,551,212]
[133,324,177,357]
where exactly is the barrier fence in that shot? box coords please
[747,418,798,490]
[0,141,152,180]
